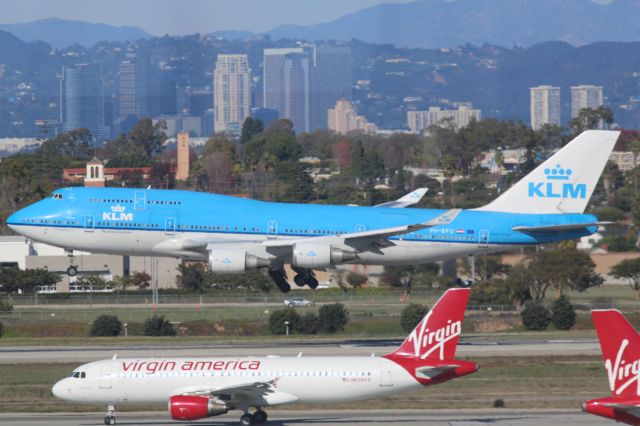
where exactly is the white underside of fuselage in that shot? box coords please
[12,224,519,265]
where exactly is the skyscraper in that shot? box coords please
[263,48,311,134]
[571,85,604,118]
[60,64,109,141]
[530,85,561,130]
[313,45,352,130]
[214,54,251,137]
[119,54,148,126]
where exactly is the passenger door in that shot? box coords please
[267,220,278,239]
[83,214,94,232]
[165,217,176,236]
[379,361,394,387]
[478,229,490,248]
[99,364,113,389]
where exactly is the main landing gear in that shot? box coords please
[268,268,291,293]
[240,408,268,425]
[65,250,78,276]
[292,267,319,289]
[104,404,116,425]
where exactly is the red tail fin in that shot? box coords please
[388,288,470,361]
[592,310,640,398]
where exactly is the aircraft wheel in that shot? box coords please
[253,410,268,424]
[104,416,116,425]
[67,265,78,277]
[307,276,319,289]
[293,274,305,287]
[240,413,255,425]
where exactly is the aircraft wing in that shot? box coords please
[263,208,462,250]
[375,188,428,208]
[173,380,298,405]
[512,222,611,233]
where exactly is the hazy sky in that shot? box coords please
[0,0,417,35]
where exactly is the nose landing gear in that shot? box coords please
[103,404,116,425]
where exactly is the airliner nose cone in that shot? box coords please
[51,380,67,399]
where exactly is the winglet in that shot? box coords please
[375,188,428,208]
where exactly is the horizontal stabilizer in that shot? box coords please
[512,222,610,233]
[415,364,459,379]
[375,188,428,208]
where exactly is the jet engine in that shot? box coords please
[169,395,228,421]
[208,250,270,273]
[292,243,357,268]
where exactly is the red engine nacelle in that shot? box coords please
[169,395,228,421]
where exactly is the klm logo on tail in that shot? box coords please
[528,165,586,199]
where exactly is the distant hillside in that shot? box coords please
[0,18,151,48]
[210,30,254,41]
[267,0,640,48]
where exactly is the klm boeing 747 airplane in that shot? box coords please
[7,130,619,292]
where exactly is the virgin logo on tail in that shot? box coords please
[407,312,462,360]
[605,339,640,396]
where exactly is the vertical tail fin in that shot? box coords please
[476,130,620,214]
[592,310,640,398]
[388,288,470,361]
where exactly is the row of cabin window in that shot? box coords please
[89,198,182,205]
[115,370,372,379]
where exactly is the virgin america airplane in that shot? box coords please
[583,309,640,425]
[7,130,619,292]
[52,288,476,425]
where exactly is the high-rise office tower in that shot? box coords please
[60,64,109,141]
[263,48,311,133]
[571,85,604,118]
[530,85,561,130]
[119,54,148,126]
[214,54,251,137]
[313,45,352,130]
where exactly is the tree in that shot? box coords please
[240,117,264,144]
[551,295,576,330]
[269,308,301,335]
[400,303,429,333]
[130,272,152,289]
[0,267,60,293]
[470,278,527,306]
[611,258,640,297]
[177,263,208,292]
[143,315,177,336]
[382,264,440,292]
[298,313,319,335]
[74,275,110,292]
[519,245,603,301]
[521,303,551,331]
[90,315,122,337]
[346,272,368,288]
[318,303,349,334]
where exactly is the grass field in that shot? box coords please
[0,355,610,413]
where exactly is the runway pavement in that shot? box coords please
[0,409,613,425]
[0,338,600,364]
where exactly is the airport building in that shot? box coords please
[530,85,561,130]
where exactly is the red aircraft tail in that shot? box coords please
[583,310,640,426]
[384,288,476,385]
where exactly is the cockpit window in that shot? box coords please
[70,371,86,378]
[80,372,86,378]
[51,193,63,200]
